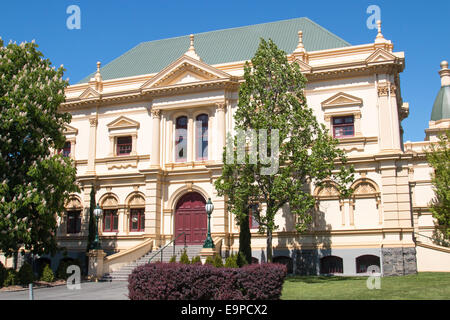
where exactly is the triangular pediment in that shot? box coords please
[321,92,363,109]
[365,49,397,65]
[79,87,100,100]
[140,55,231,89]
[293,58,312,73]
[107,116,140,130]
[64,124,78,135]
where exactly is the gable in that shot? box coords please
[107,116,140,130]
[140,55,231,89]
[293,58,312,74]
[78,87,100,99]
[321,92,363,109]
[365,48,397,65]
[64,124,78,135]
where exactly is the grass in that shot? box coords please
[281,272,450,300]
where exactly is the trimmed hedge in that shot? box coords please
[128,262,287,300]
[18,262,35,285]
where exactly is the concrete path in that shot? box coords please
[0,281,129,300]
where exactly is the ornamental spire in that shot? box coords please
[185,34,201,60]
[375,20,387,43]
[294,30,306,53]
[439,60,450,87]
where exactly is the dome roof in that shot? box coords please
[431,85,450,121]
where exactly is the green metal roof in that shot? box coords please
[431,85,450,121]
[79,17,350,83]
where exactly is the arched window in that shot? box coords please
[320,255,343,274]
[356,255,380,273]
[175,116,188,162]
[273,256,293,274]
[103,209,119,232]
[195,114,208,161]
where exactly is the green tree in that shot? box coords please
[213,254,224,268]
[40,264,54,282]
[224,254,239,268]
[179,249,190,264]
[426,131,450,242]
[86,186,96,251]
[215,39,354,262]
[0,38,79,265]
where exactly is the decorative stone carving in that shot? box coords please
[65,196,82,209]
[89,117,98,127]
[128,194,145,207]
[377,83,396,97]
[315,183,340,198]
[353,182,377,195]
[151,109,161,118]
[102,195,119,208]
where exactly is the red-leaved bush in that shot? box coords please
[128,262,287,300]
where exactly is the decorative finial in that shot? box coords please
[94,61,102,82]
[375,20,385,42]
[293,30,306,56]
[439,60,450,87]
[185,33,201,60]
[97,61,101,72]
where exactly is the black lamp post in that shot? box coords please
[93,203,103,249]
[203,198,214,249]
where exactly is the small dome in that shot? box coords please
[431,85,450,121]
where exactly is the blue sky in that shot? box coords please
[0,0,449,142]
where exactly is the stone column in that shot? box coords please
[150,109,161,168]
[87,249,106,281]
[87,116,98,174]
[216,102,226,161]
[142,170,162,245]
[377,82,401,151]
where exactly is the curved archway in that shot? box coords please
[174,192,207,245]
[273,256,293,274]
[356,255,380,273]
[320,255,343,274]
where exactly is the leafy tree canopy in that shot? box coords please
[0,38,79,257]
[426,131,450,242]
[215,38,354,261]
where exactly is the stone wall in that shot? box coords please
[381,247,417,276]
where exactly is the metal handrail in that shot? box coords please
[148,232,187,263]
[414,232,450,247]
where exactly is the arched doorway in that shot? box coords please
[174,192,207,245]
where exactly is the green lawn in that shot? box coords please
[281,272,450,300]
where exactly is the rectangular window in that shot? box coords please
[67,210,81,234]
[62,141,71,157]
[175,116,188,162]
[130,208,145,232]
[116,136,132,156]
[333,116,354,138]
[249,204,260,229]
[103,209,118,232]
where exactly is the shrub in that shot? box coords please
[40,264,54,283]
[224,254,239,268]
[128,262,287,300]
[18,262,35,285]
[191,256,201,264]
[169,255,177,263]
[204,256,214,265]
[3,269,18,287]
[0,261,6,288]
[213,254,224,268]
[237,252,248,267]
[56,258,81,280]
[179,250,190,264]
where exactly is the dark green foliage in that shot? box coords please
[0,38,79,258]
[214,38,354,262]
[40,264,54,282]
[87,186,96,251]
[204,256,214,265]
[3,268,17,286]
[237,251,248,268]
[18,262,34,285]
[191,256,201,264]
[0,261,6,287]
[225,254,239,268]
[213,254,224,268]
[169,255,177,263]
[426,131,450,242]
[238,210,252,268]
[56,258,81,280]
[179,250,190,264]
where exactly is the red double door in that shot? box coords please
[175,192,207,245]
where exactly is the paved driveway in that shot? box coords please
[0,281,129,300]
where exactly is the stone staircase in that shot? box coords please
[101,245,204,282]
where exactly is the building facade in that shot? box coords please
[2,17,449,276]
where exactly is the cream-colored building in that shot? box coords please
[3,17,449,278]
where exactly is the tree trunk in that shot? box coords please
[267,229,273,263]
[239,208,252,265]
